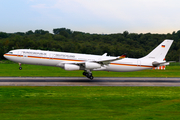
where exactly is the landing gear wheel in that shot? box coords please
[18,63,22,70]
[83,72,86,76]
[87,73,92,78]
[89,76,94,80]
[83,71,94,80]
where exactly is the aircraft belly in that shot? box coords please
[5,56,22,63]
[106,64,150,72]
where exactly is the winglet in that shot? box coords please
[102,53,107,56]
[119,54,126,58]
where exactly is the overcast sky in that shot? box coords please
[1,0,180,34]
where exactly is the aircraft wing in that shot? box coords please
[95,55,126,65]
[76,54,126,65]
[57,54,126,67]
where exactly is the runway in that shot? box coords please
[0,77,180,86]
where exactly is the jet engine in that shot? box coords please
[64,64,80,71]
[85,62,101,69]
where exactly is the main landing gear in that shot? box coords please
[19,63,22,70]
[83,70,94,80]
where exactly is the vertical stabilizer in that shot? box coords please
[142,39,173,61]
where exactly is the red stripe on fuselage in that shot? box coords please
[110,63,153,68]
[4,54,153,68]
[4,54,84,62]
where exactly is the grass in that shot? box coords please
[0,86,180,120]
[0,61,180,77]
[0,61,180,119]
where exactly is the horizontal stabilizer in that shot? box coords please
[152,61,175,67]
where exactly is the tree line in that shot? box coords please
[0,28,180,62]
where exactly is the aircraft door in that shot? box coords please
[137,60,141,67]
[49,53,55,60]
[18,51,23,58]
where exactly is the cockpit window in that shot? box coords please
[8,52,13,54]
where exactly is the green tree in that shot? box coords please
[0,32,8,38]
[26,30,34,35]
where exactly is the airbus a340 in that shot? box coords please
[4,39,173,80]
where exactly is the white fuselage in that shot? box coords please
[4,49,154,72]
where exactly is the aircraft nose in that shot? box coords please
[3,53,8,59]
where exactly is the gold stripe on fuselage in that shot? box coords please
[4,54,153,68]
[110,63,153,68]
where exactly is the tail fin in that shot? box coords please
[142,39,173,61]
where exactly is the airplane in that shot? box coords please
[3,39,173,80]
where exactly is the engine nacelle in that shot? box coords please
[64,64,80,71]
[85,62,101,69]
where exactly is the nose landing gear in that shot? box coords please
[83,71,94,80]
[19,63,22,70]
